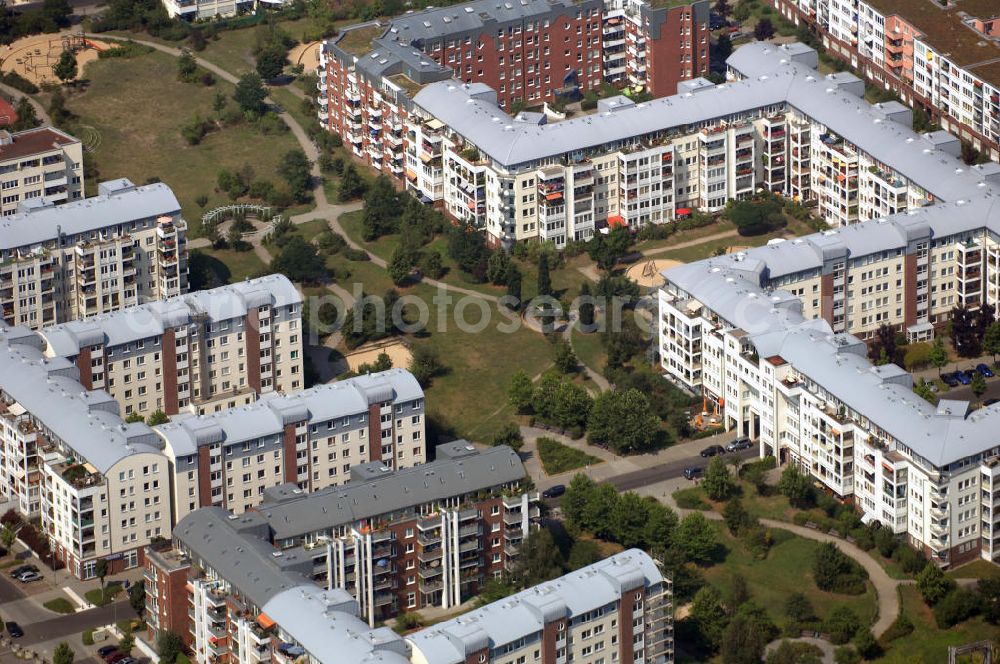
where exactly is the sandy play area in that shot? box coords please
[344,340,413,373]
[625,258,682,287]
[289,41,321,73]
[0,33,111,87]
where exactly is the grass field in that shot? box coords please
[195,248,268,284]
[876,585,998,662]
[571,327,607,377]
[43,597,75,614]
[536,437,602,475]
[70,50,301,235]
[704,524,879,630]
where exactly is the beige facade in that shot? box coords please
[38,275,303,419]
[0,179,188,330]
[0,127,83,217]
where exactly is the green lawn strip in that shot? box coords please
[535,437,602,475]
[43,597,76,614]
[704,523,879,630]
[947,559,1000,580]
[672,486,711,510]
[84,581,123,607]
[656,228,789,263]
[71,50,301,237]
[82,628,95,645]
[880,584,998,661]
[571,326,607,377]
[197,248,269,283]
[634,220,737,253]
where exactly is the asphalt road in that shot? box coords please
[607,447,759,492]
[0,573,24,604]
[11,600,131,646]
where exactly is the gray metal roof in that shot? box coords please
[412,42,998,202]
[262,586,410,664]
[156,369,423,457]
[407,549,663,664]
[258,443,526,541]
[39,275,301,356]
[0,325,162,472]
[173,507,315,610]
[0,179,181,251]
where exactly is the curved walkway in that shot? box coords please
[0,81,49,124]
[638,227,741,257]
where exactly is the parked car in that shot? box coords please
[100,649,121,663]
[16,571,42,583]
[97,646,119,658]
[957,370,973,385]
[542,484,566,498]
[942,372,960,387]
[700,444,725,458]
[726,437,753,452]
[5,622,23,638]
[977,363,994,378]
[107,653,129,664]
[117,658,139,664]
[683,466,702,480]
[709,14,727,29]
[9,564,37,579]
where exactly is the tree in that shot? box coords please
[754,17,775,40]
[177,49,198,82]
[767,641,824,664]
[784,591,816,626]
[95,558,109,589]
[578,282,595,328]
[155,631,185,664]
[723,496,751,536]
[53,642,74,664]
[566,539,601,570]
[53,49,77,84]
[561,473,597,528]
[271,236,327,283]
[418,250,444,279]
[950,305,982,357]
[977,577,1000,624]
[916,562,956,606]
[409,346,443,387]
[278,149,313,202]
[508,369,534,412]
[510,528,564,587]
[716,33,733,61]
[778,465,814,508]
[587,226,631,272]
[118,632,134,656]
[813,542,867,595]
[673,512,718,565]
[869,324,902,366]
[506,266,522,309]
[537,253,552,297]
[929,336,948,376]
[824,606,861,645]
[853,628,881,659]
[256,44,287,80]
[490,422,523,452]
[713,0,729,16]
[10,96,38,132]
[553,340,578,374]
[234,72,267,115]
[128,581,145,616]
[833,647,861,664]
[0,523,17,549]
[972,371,987,400]
[587,389,663,454]
[720,602,778,664]
[934,587,980,628]
[338,164,367,201]
[984,321,1000,363]
[703,455,735,501]
[146,410,169,426]
[690,585,728,651]
[728,196,786,236]
[726,573,751,615]
[388,247,415,285]
[486,251,510,286]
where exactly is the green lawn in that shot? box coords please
[535,437,602,475]
[85,581,122,607]
[704,524,879,630]
[194,248,268,284]
[635,220,736,254]
[69,50,302,236]
[876,585,999,662]
[948,559,1000,580]
[672,486,711,510]
[571,327,607,377]
[43,597,76,614]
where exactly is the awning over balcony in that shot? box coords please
[257,613,275,629]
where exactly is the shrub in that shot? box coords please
[813,542,868,595]
[916,562,956,606]
[880,614,913,643]
[0,71,39,94]
[344,248,370,261]
[823,606,861,645]
[933,588,981,628]
[674,487,711,510]
[891,544,926,575]
[396,612,424,630]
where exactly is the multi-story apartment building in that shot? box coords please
[154,368,426,523]
[146,442,538,662]
[407,548,673,664]
[0,322,172,579]
[0,127,83,217]
[768,0,1000,162]
[160,0,254,20]
[0,178,188,330]
[657,195,1000,564]
[36,275,303,419]
[393,42,999,247]
[317,0,709,178]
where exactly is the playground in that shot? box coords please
[625,258,681,288]
[0,33,110,87]
[288,41,321,72]
[343,340,413,374]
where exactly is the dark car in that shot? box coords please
[942,372,960,387]
[5,622,23,638]
[726,437,753,452]
[709,14,727,29]
[101,650,121,663]
[957,370,973,385]
[977,363,994,378]
[542,484,566,498]
[683,466,702,480]
[117,658,139,664]
[97,646,119,658]
[700,444,725,458]
[107,653,129,664]
[9,564,37,579]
